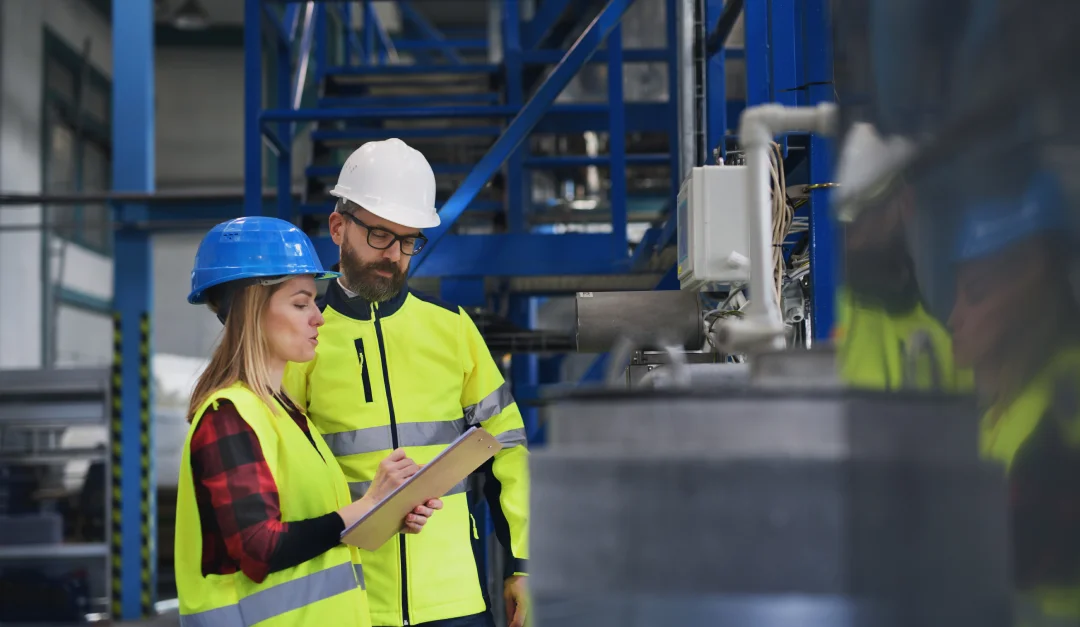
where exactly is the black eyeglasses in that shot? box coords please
[341,211,428,256]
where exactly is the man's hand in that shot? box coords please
[402,498,443,534]
[503,575,528,627]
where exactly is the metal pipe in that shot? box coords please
[676,0,697,180]
[575,290,704,353]
[714,103,837,353]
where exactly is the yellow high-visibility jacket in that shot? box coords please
[980,347,1080,625]
[284,281,529,626]
[175,383,371,627]
[834,289,974,393]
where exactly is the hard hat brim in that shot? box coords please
[330,187,441,230]
[187,269,340,305]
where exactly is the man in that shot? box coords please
[283,138,530,627]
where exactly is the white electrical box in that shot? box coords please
[676,164,750,291]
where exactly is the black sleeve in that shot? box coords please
[267,512,346,574]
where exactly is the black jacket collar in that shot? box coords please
[320,279,409,321]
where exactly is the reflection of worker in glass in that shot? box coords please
[835,187,971,392]
[832,123,971,392]
[950,171,1080,625]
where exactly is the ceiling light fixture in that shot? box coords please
[172,0,210,31]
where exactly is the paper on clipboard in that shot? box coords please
[340,426,503,551]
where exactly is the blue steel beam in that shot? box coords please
[262,2,290,46]
[522,48,669,64]
[705,0,727,154]
[409,0,641,274]
[801,0,838,339]
[398,0,465,64]
[521,0,574,49]
[393,38,488,51]
[743,0,770,107]
[320,94,502,107]
[111,0,155,620]
[311,126,503,142]
[267,102,674,133]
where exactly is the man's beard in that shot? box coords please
[339,237,406,303]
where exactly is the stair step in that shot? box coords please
[311,126,504,146]
[307,163,475,179]
[319,94,502,108]
[323,63,500,79]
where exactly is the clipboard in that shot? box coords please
[340,426,503,551]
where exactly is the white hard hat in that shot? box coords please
[329,138,441,229]
[833,122,916,222]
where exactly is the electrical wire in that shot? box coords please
[769,142,794,314]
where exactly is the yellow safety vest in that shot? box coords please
[174,382,371,627]
[283,282,530,626]
[834,289,974,393]
[980,347,1080,625]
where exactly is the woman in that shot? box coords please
[174,216,442,627]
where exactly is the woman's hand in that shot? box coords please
[337,449,419,528]
[366,448,420,503]
[402,498,443,534]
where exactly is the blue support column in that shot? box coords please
[743,0,770,107]
[608,23,628,257]
[665,0,680,192]
[276,18,293,221]
[244,0,263,216]
[503,0,527,232]
[315,5,329,78]
[802,0,837,339]
[110,0,155,620]
[705,0,727,158]
[363,0,376,63]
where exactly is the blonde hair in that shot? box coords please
[187,281,289,421]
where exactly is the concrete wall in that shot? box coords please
[0,0,310,369]
[0,0,112,369]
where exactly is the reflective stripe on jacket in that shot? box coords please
[283,281,530,626]
[175,383,371,627]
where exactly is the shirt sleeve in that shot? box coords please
[190,400,343,583]
[458,309,530,578]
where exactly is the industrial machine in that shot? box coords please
[532,1,1080,625]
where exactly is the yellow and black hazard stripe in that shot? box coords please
[138,312,154,615]
[110,312,156,618]
[110,312,123,618]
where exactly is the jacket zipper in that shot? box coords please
[373,304,410,626]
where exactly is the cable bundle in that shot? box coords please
[769,142,794,314]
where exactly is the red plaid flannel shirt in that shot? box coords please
[189,397,316,583]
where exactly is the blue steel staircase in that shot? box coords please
[248,0,681,300]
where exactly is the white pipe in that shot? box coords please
[720,102,838,352]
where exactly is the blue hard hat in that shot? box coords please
[188,216,339,304]
[954,171,1068,262]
